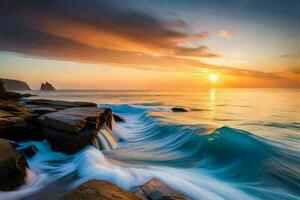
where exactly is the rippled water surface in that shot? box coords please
[2,89,300,200]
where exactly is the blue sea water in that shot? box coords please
[1,89,299,200]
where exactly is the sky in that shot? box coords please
[0,0,299,89]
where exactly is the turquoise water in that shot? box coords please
[1,89,299,200]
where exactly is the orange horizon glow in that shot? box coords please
[0,1,299,89]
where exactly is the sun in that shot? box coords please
[209,74,218,82]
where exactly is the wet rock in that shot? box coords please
[0,99,42,141]
[43,127,98,154]
[31,107,57,115]
[136,178,190,200]
[171,107,188,112]
[41,107,112,154]
[19,145,38,159]
[41,82,56,91]
[113,114,126,123]
[24,99,97,109]
[7,92,36,100]
[62,180,140,200]
[0,138,28,191]
[39,113,86,133]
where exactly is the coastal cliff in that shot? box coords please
[1,78,31,91]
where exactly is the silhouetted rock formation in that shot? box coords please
[1,78,31,91]
[0,80,8,99]
[171,107,188,112]
[63,180,140,200]
[41,82,56,91]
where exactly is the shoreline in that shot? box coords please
[0,85,190,199]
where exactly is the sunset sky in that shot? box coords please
[0,0,299,89]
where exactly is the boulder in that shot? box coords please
[62,180,140,200]
[40,82,56,91]
[40,107,112,154]
[24,99,97,109]
[136,178,190,200]
[0,99,42,141]
[18,145,38,159]
[171,107,188,112]
[39,113,86,133]
[113,114,126,123]
[0,138,28,191]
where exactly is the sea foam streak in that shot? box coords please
[1,103,299,200]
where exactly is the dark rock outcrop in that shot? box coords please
[62,180,140,200]
[1,80,34,100]
[0,138,28,191]
[6,92,36,100]
[1,78,31,91]
[40,107,112,154]
[19,145,38,159]
[0,99,42,141]
[41,82,56,91]
[0,80,8,99]
[171,107,188,112]
[24,99,97,109]
[113,114,126,123]
[136,179,190,200]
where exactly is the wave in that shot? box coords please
[1,103,299,200]
[106,103,300,199]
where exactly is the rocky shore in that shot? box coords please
[0,82,190,200]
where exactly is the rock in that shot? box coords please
[113,114,126,123]
[7,92,36,100]
[0,80,8,99]
[40,82,56,91]
[39,113,87,133]
[24,99,97,109]
[41,107,112,153]
[0,78,31,91]
[0,138,28,191]
[171,107,188,112]
[31,107,57,115]
[43,127,98,154]
[0,99,42,141]
[62,180,140,200]
[18,145,38,159]
[136,178,190,200]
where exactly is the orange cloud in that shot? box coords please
[218,29,233,38]
[1,0,298,88]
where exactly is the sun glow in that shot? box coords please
[209,74,218,82]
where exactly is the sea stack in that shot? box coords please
[41,82,56,91]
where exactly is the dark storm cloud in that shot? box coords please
[0,0,208,55]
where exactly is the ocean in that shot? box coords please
[1,89,300,200]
